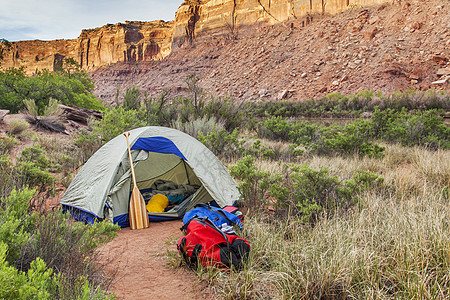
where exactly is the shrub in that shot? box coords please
[171,115,225,139]
[0,247,53,300]
[203,97,251,131]
[0,188,118,299]
[0,149,54,197]
[17,211,118,287]
[122,86,143,111]
[318,119,385,157]
[13,145,55,193]
[230,157,384,223]
[6,118,29,135]
[0,135,18,155]
[36,135,83,174]
[80,106,146,146]
[24,98,66,133]
[16,161,55,193]
[251,90,450,118]
[268,165,384,223]
[243,139,289,161]
[230,155,274,209]
[0,188,35,263]
[372,108,450,149]
[259,117,386,157]
[198,127,244,161]
[0,67,103,113]
[143,89,174,126]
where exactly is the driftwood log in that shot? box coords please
[59,105,102,125]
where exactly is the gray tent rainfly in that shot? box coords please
[60,126,241,227]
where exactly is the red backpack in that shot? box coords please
[177,217,250,270]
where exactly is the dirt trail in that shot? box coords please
[99,221,212,300]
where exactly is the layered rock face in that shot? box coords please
[1,0,389,74]
[1,21,173,74]
[172,0,389,47]
[77,21,173,71]
[2,39,78,73]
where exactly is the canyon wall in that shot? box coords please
[1,0,389,74]
[77,21,173,71]
[171,0,389,47]
[1,21,173,74]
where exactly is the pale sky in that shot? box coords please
[0,0,183,42]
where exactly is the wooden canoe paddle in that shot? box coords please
[124,132,149,230]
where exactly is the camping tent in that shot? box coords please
[60,126,241,227]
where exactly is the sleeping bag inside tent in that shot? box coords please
[60,126,241,227]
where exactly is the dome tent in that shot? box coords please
[60,126,240,227]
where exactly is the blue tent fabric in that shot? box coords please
[62,204,99,224]
[113,213,179,227]
[131,136,187,161]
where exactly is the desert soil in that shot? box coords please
[98,220,213,300]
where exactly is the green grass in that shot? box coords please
[183,144,450,299]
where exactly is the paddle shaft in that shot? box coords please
[124,132,138,188]
[124,132,149,229]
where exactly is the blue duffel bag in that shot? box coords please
[183,204,243,229]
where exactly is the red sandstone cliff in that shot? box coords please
[1,21,173,74]
[1,0,390,74]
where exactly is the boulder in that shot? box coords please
[0,110,9,122]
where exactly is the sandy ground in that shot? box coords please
[98,220,213,300]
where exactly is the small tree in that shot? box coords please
[0,39,11,63]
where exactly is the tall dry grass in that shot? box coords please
[209,144,450,299]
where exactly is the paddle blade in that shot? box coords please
[129,186,149,230]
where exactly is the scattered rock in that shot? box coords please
[432,55,448,65]
[436,67,450,76]
[278,89,289,100]
[365,26,379,39]
[368,16,380,25]
[0,110,9,123]
[332,80,340,86]
[301,73,307,78]
[431,76,449,85]
[259,89,270,98]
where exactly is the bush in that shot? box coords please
[6,118,29,135]
[0,187,118,299]
[17,211,118,294]
[372,108,450,149]
[230,157,384,223]
[24,98,66,133]
[123,86,143,111]
[0,135,18,155]
[171,115,225,139]
[203,97,251,131]
[0,146,55,195]
[80,106,147,146]
[252,90,450,118]
[268,165,384,223]
[0,248,53,300]
[229,155,274,209]
[0,67,103,113]
[258,117,386,157]
[198,127,244,161]
[0,189,35,263]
